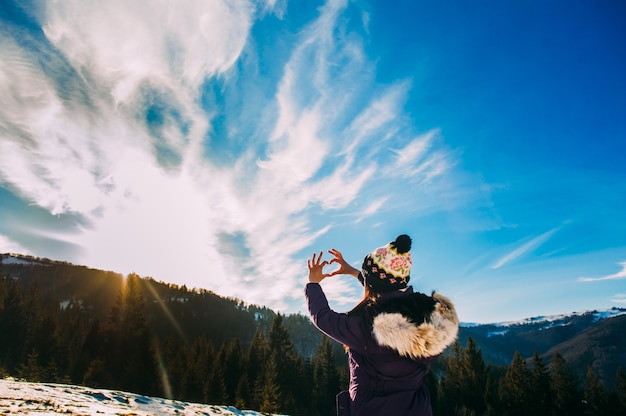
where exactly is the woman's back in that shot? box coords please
[305,235,459,415]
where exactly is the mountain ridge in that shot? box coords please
[461,307,626,328]
[3,252,622,327]
[2,252,624,388]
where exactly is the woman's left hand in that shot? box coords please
[307,251,330,283]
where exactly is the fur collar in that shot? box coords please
[371,292,459,359]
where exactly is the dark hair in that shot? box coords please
[343,287,380,353]
[347,287,379,316]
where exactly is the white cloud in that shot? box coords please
[0,235,31,255]
[319,274,363,312]
[0,0,265,303]
[358,198,389,221]
[344,82,409,155]
[611,293,626,304]
[579,262,626,282]
[0,0,474,313]
[43,0,253,97]
[391,130,435,168]
[491,226,561,269]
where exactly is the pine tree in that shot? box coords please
[188,337,215,403]
[311,336,341,416]
[616,367,626,413]
[154,337,186,399]
[119,274,158,394]
[260,353,280,414]
[437,340,463,415]
[528,350,551,416]
[83,357,114,388]
[17,350,43,382]
[56,301,89,383]
[247,330,270,409]
[267,314,304,413]
[21,282,45,362]
[484,371,505,416]
[235,372,250,410]
[437,338,487,415]
[88,274,157,395]
[0,277,26,372]
[32,313,60,379]
[461,337,488,414]
[583,366,608,416]
[499,351,531,416]
[223,338,245,405]
[550,351,582,416]
[207,342,228,404]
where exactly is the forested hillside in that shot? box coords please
[458,310,626,389]
[1,254,625,415]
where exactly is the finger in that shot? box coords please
[312,252,320,264]
[329,248,342,258]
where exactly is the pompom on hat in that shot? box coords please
[361,234,412,293]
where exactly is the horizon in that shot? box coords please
[3,251,626,326]
[1,0,625,324]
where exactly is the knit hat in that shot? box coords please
[362,234,412,293]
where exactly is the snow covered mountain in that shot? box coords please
[457,307,626,388]
[461,308,626,331]
[459,307,626,347]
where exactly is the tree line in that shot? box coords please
[429,337,626,416]
[1,271,625,415]
[0,272,344,415]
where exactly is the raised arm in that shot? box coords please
[305,252,368,351]
[305,282,367,352]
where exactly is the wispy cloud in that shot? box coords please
[579,262,626,282]
[319,277,362,312]
[43,0,253,95]
[0,235,30,255]
[1,0,275,307]
[491,226,561,269]
[387,129,455,183]
[611,293,626,304]
[0,0,479,312]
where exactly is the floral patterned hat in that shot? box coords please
[361,234,412,293]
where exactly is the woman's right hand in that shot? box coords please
[327,249,360,277]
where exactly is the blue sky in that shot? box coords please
[1,0,624,323]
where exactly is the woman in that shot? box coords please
[305,234,459,416]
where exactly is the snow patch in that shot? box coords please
[2,255,35,265]
[460,308,626,328]
[1,254,50,267]
[487,329,509,337]
[487,308,626,328]
[0,378,286,415]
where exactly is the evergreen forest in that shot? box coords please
[1,258,625,415]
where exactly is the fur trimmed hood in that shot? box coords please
[371,292,459,359]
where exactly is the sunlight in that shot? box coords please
[143,279,188,344]
[153,344,173,400]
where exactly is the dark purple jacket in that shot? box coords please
[305,282,459,416]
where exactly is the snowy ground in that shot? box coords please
[0,378,282,415]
